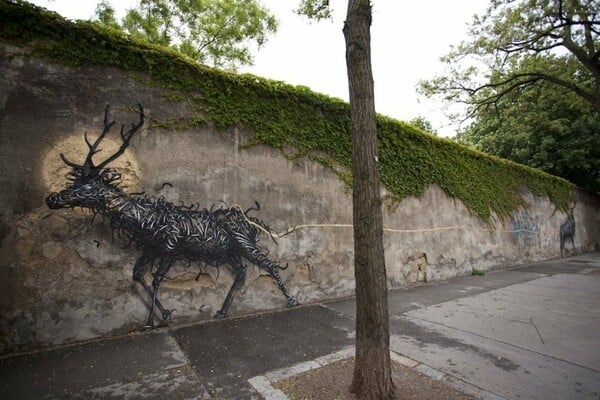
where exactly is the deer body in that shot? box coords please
[46,105,298,330]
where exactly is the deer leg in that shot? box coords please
[144,258,174,331]
[237,236,299,308]
[132,253,172,321]
[214,258,246,319]
[264,264,299,308]
[570,235,575,254]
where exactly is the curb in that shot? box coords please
[248,346,507,400]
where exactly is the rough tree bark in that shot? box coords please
[343,1,396,399]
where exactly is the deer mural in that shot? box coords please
[46,104,298,330]
[559,212,576,257]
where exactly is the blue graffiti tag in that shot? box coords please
[511,210,540,245]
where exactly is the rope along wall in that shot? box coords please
[230,205,539,240]
[274,224,539,238]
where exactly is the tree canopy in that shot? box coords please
[420,0,599,193]
[420,0,599,117]
[93,0,277,69]
[457,58,600,192]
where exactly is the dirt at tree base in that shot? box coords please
[273,357,477,400]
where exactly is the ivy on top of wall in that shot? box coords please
[0,0,575,220]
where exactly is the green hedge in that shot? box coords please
[0,0,575,220]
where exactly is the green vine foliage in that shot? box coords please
[0,0,575,220]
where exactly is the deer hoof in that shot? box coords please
[287,297,299,308]
[213,311,227,319]
[162,309,176,321]
[142,323,154,332]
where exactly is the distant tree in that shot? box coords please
[408,116,437,136]
[299,1,396,399]
[93,0,277,69]
[295,0,332,20]
[93,0,120,29]
[419,0,600,118]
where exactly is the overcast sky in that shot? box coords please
[29,0,489,137]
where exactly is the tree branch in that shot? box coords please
[197,15,236,53]
[468,72,599,114]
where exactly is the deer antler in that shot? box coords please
[60,104,144,178]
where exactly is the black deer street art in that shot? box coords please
[46,104,299,330]
[559,213,576,257]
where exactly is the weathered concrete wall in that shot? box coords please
[1,44,599,354]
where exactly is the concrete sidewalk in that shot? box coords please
[1,253,599,399]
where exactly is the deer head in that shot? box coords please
[46,104,144,210]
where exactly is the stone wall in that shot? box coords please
[1,44,599,354]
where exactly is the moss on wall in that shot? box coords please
[0,0,575,220]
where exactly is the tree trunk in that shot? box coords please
[343,1,396,399]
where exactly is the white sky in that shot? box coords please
[28,0,489,137]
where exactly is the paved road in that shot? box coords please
[1,253,599,399]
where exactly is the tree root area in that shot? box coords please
[274,357,477,400]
